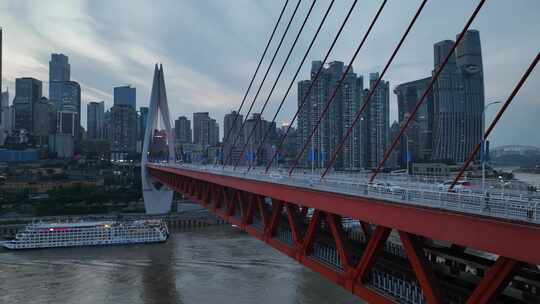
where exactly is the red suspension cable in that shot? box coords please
[321,0,428,178]
[233,0,319,170]
[221,0,290,164]
[288,0,389,176]
[369,0,487,183]
[264,0,361,173]
[449,51,539,190]
[246,0,336,173]
[223,0,303,167]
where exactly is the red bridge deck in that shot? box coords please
[148,164,540,304]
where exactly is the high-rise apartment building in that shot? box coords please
[209,119,219,146]
[242,113,277,166]
[87,101,105,140]
[298,61,365,170]
[223,111,243,143]
[193,112,219,146]
[174,116,192,144]
[55,81,81,153]
[394,77,434,166]
[33,96,55,146]
[110,104,137,161]
[13,77,42,132]
[432,30,484,163]
[114,85,136,109]
[365,73,390,169]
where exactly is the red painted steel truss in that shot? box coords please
[148,165,539,303]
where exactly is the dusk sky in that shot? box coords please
[1,0,538,147]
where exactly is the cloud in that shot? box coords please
[0,0,539,146]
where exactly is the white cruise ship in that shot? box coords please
[1,219,169,250]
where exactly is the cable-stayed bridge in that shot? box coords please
[140,1,540,302]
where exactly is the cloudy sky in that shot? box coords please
[0,0,538,147]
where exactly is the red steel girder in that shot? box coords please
[300,209,321,256]
[265,199,284,239]
[148,166,540,265]
[466,257,521,304]
[399,231,441,304]
[360,220,372,240]
[285,203,303,245]
[354,226,391,282]
[256,195,269,228]
[325,213,352,271]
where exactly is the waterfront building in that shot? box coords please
[175,116,192,144]
[394,77,434,166]
[432,30,485,163]
[193,112,219,146]
[365,73,390,169]
[13,77,42,132]
[114,85,136,109]
[110,104,137,161]
[87,101,105,140]
[297,61,366,170]
[49,53,70,107]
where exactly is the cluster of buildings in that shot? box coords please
[294,30,485,173]
[129,29,487,172]
[0,51,82,158]
[0,27,487,174]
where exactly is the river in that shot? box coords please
[0,226,360,304]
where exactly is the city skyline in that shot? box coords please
[0,1,538,147]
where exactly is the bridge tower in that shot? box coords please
[141,64,175,214]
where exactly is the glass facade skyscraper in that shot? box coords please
[114,85,136,109]
[432,30,485,163]
[87,101,105,140]
[175,116,192,144]
[49,53,70,107]
[13,77,42,132]
[365,73,390,169]
[394,77,434,166]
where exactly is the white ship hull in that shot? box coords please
[1,219,169,250]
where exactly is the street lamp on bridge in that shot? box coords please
[482,100,502,193]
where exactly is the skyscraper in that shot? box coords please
[223,110,244,143]
[87,101,105,140]
[209,119,219,146]
[110,86,137,159]
[138,106,149,141]
[33,96,55,146]
[56,81,81,153]
[432,30,484,163]
[49,53,70,107]
[110,104,137,161]
[114,85,136,108]
[0,91,10,145]
[174,116,192,144]
[242,113,277,166]
[13,77,42,132]
[365,73,390,169]
[1,27,3,101]
[191,112,220,147]
[297,61,365,170]
[394,77,434,166]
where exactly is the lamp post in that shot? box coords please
[482,101,502,193]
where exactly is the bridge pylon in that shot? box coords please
[141,64,175,214]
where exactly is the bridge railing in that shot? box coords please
[151,163,540,224]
